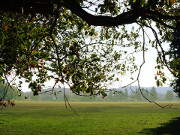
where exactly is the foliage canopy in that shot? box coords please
[0,0,180,99]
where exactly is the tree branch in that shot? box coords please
[61,0,142,26]
[1,0,179,27]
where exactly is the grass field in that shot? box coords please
[0,101,180,135]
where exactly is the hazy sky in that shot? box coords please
[18,42,173,92]
[106,42,172,89]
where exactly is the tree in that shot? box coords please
[0,81,22,101]
[135,88,142,101]
[114,90,126,101]
[165,90,174,101]
[141,88,150,101]
[107,90,114,102]
[150,87,157,101]
[167,21,180,97]
[124,89,129,101]
[0,0,180,101]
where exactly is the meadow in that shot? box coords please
[0,101,180,135]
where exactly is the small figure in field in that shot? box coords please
[0,98,7,107]
[0,101,7,107]
[8,100,15,107]
[0,98,15,107]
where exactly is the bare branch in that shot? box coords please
[63,84,78,115]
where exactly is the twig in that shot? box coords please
[63,85,78,115]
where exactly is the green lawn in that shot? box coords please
[0,102,180,135]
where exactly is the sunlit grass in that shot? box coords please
[0,101,180,135]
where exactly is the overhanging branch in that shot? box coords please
[1,0,179,27]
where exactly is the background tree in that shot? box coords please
[141,88,150,101]
[135,88,142,101]
[150,87,157,101]
[0,81,22,100]
[124,89,129,101]
[165,90,174,101]
[107,90,114,102]
[0,0,180,102]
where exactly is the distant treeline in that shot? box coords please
[0,81,179,102]
[22,87,180,102]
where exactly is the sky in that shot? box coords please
[107,42,173,89]
[18,42,173,92]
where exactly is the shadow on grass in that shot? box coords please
[140,117,180,135]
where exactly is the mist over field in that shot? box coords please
[19,86,179,102]
[1,81,179,102]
